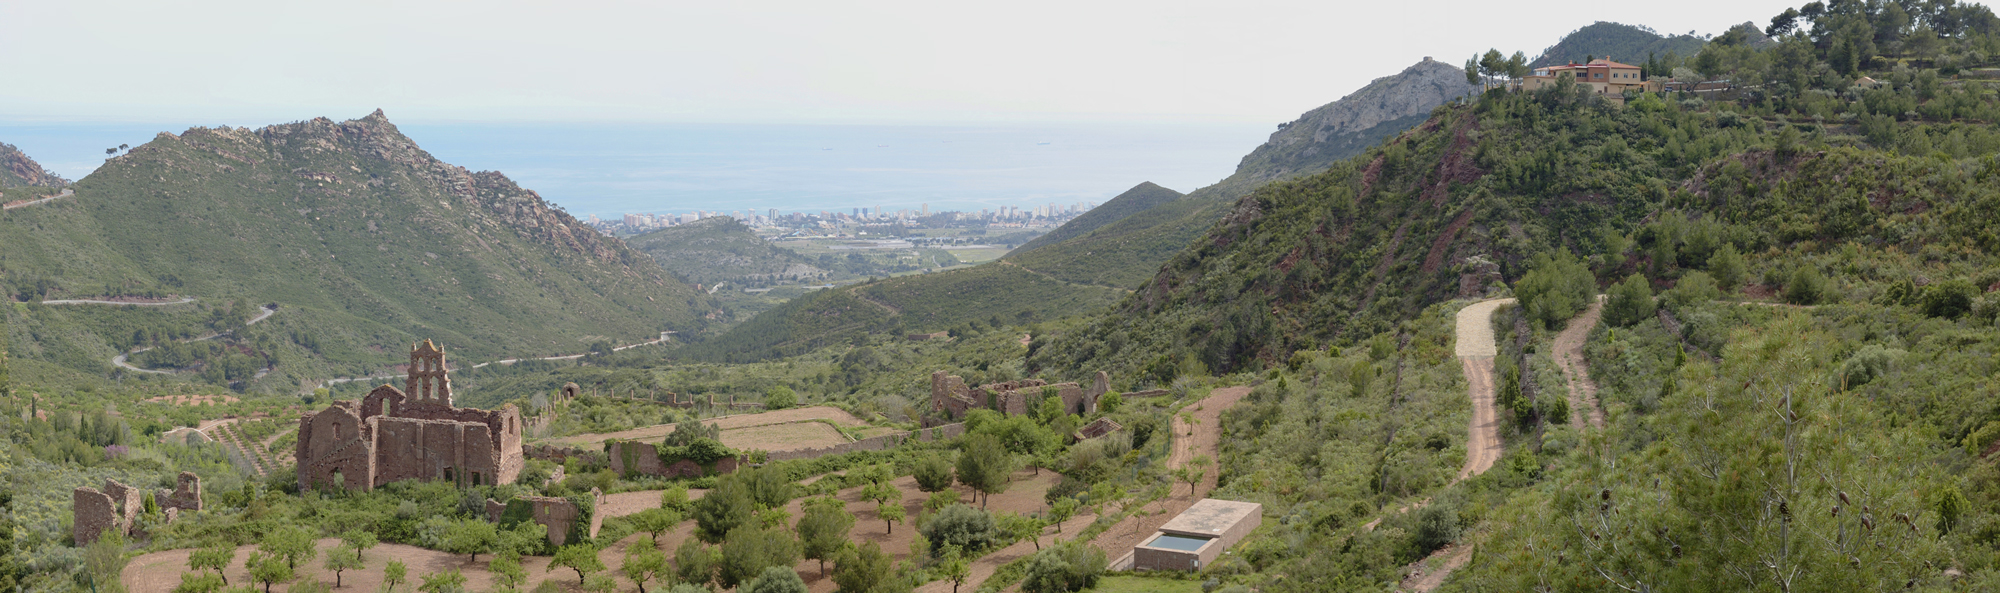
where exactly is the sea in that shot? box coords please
[0,120,1272,219]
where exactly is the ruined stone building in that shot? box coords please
[927,370,1112,423]
[295,341,524,491]
[74,473,201,545]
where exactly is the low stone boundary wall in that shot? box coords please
[764,422,965,462]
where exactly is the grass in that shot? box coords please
[1090,575,1205,593]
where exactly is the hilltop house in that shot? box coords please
[1518,58,1663,101]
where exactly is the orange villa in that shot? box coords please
[1518,57,1664,102]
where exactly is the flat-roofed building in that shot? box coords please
[1132,498,1263,571]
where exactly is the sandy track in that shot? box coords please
[1553,299,1606,429]
[1453,299,1510,481]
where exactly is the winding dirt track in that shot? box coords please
[1553,298,1607,429]
[1398,299,1512,593]
[1452,299,1511,481]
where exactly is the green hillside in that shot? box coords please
[675,261,1124,362]
[1529,21,1710,68]
[1032,50,2000,384]
[1007,59,1479,291]
[0,111,715,391]
[625,216,829,285]
[1009,181,1181,255]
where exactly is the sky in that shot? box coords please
[1,0,1805,127]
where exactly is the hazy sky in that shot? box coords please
[2,0,1804,126]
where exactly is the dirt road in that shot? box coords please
[1552,299,1606,429]
[1453,299,1511,480]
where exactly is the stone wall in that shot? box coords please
[763,422,965,462]
[605,441,742,478]
[73,476,192,545]
[485,488,603,547]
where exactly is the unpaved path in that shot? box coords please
[1088,386,1252,573]
[1553,298,1606,429]
[108,305,278,375]
[1397,299,1512,592]
[1453,298,1511,480]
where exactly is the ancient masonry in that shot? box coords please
[73,473,202,545]
[927,370,1114,423]
[484,488,604,546]
[295,341,525,491]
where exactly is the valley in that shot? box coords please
[6,4,2000,593]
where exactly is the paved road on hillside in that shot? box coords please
[42,297,197,306]
[1,187,73,210]
[109,305,278,375]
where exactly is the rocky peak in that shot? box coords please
[1227,59,1480,187]
[0,141,70,188]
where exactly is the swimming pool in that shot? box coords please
[1145,533,1213,551]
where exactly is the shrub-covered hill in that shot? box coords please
[1030,74,2000,385]
[0,141,68,188]
[1009,181,1182,256]
[625,216,829,286]
[1005,59,1482,292]
[672,261,1124,362]
[1529,21,1712,68]
[0,111,716,390]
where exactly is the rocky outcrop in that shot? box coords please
[0,141,69,188]
[1229,58,1480,188]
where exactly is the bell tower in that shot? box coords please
[406,340,452,405]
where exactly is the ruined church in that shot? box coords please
[295,340,524,491]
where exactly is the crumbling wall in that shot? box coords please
[72,487,119,545]
[155,472,202,513]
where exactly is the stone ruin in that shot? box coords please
[74,473,201,545]
[1074,417,1124,440]
[927,370,1113,424]
[295,340,525,491]
[484,488,603,546]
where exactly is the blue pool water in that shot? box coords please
[1145,534,1212,551]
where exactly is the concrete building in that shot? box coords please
[1132,499,1263,571]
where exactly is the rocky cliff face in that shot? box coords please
[1226,58,1480,189]
[0,141,69,188]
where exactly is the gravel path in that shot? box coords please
[1553,298,1607,429]
[42,296,196,306]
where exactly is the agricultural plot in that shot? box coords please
[546,405,870,451]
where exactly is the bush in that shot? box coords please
[765,387,798,410]
[1920,278,1978,319]
[1663,271,1721,311]
[1706,243,1745,292]
[718,526,800,589]
[1603,274,1657,328]
[1838,345,1904,390]
[1020,540,1106,593]
[1784,266,1828,305]
[913,454,955,493]
[1411,503,1462,557]
[1514,249,1597,329]
[920,504,999,556]
[741,566,807,593]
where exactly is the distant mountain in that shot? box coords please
[0,142,69,187]
[1006,58,1481,291]
[1529,22,1708,68]
[626,216,828,286]
[1010,182,1182,255]
[0,111,715,389]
